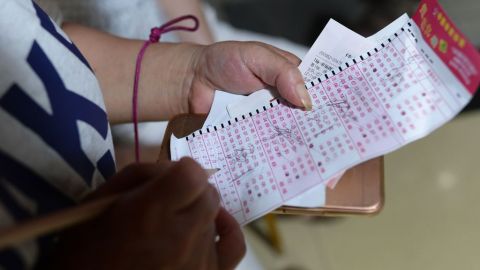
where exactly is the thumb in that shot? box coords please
[243,44,312,110]
[215,208,246,269]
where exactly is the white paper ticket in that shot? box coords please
[171,0,480,225]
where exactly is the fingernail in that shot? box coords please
[295,84,312,111]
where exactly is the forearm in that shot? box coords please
[62,23,202,124]
[158,0,214,44]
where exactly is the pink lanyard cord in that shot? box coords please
[132,15,199,162]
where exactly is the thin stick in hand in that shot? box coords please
[0,168,219,250]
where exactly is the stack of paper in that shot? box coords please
[171,0,480,224]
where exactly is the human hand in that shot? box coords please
[52,158,245,270]
[62,24,310,122]
[186,41,312,114]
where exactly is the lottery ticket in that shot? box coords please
[171,0,480,224]
[300,14,409,83]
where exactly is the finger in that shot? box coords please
[206,231,219,270]
[176,187,220,270]
[255,42,301,66]
[145,157,210,211]
[215,208,246,270]
[178,185,221,231]
[242,45,312,110]
[86,162,173,200]
[185,224,217,270]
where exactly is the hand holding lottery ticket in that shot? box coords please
[171,0,480,225]
[186,41,312,115]
[193,13,410,209]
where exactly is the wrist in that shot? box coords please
[136,42,205,121]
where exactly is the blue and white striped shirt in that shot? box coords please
[0,0,116,268]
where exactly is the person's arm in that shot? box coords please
[62,23,312,124]
[157,0,215,44]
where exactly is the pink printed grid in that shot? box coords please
[184,25,468,224]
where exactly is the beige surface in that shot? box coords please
[440,0,480,46]
[245,111,480,270]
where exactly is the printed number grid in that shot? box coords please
[183,24,468,224]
